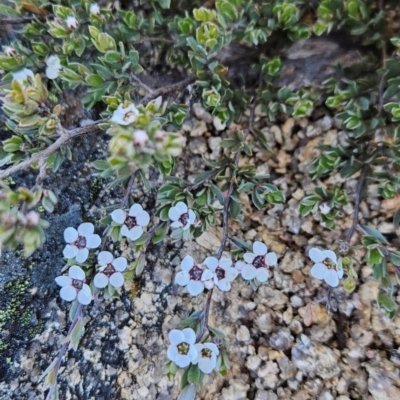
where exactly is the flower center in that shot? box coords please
[124,111,134,121]
[125,216,137,229]
[253,255,267,269]
[102,264,116,277]
[72,279,83,290]
[178,212,189,227]
[189,265,203,281]
[177,342,190,355]
[324,259,336,269]
[201,348,212,359]
[74,235,87,249]
[215,266,225,280]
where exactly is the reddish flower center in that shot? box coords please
[72,279,83,290]
[253,255,267,269]
[125,216,137,229]
[74,235,87,249]
[189,265,203,281]
[102,264,116,277]
[215,266,225,280]
[178,212,189,226]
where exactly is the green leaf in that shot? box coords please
[187,364,201,385]
[69,318,84,351]
[229,198,240,219]
[178,384,196,400]
[211,184,225,205]
[208,326,225,339]
[152,223,168,244]
[0,4,19,17]
[360,225,388,244]
[378,292,395,312]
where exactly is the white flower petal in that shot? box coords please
[78,222,94,237]
[217,279,231,291]
[46,55,61,70]
[174,354,190,368]
[265,252,278,266]
[63,244,78,259]
[187,280,204,296]
[169,329,184,345]
[193,343,203,363]
[111,209,126,224]
[235,261,246,272]
[225,267,238,282]
[188,209,196,224]
[64,227,78,243]
[182,221,191,231]
[69,265,85,280]
[310,263,328,280]
[324,269,339,287]
[45,66,59,80]
[120,225,130,238]
[253,241,268,255]
[219,257,232,269]
[181,255,194,271]
[256,268,269,282]
[201,269,214,281]
[55,276,72,287]
[113,257,127,272]
[175,202,188,214]
[128,226,143,241]
[109,272,124,288]
[187,345,198,361]
[175,271,190,286]
[168,207,180,221]
[204,256,218,271]
[136,211,150,227]
[322,250,337,264]
[337,266,344,279]
[13,68,34,85]
[128,204,143,217]
[93,273,108,288]
[98,251,113,266]
[243,253,256,263]
[198,357,215,373]
[183,328,196,345]
[77,284,92,305]
[204,279,214,289]
[241,264,257,280]
[171,221,182,228]
[87,234,101,249]
[75,248,89,263]
[60,285,76,302]
[309,247,324,263]
[167,345,179,361]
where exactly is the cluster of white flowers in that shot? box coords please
[309,247,343,287]
[90,3,100,14]
[235,241,277,283]
[167,328,219,373]
[111,204,150,241]
[175,255,238,295]
[45,55,62,80]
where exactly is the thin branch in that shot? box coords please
[1,16,41,24]
[120,173,137,209]
[345,166,368,243]
[139,76,196,105]
[131,75,155,95]
[0,119,106,180]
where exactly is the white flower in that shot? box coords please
[4,46,16,57]
[12,68,34,86]
[63,222,101,263]
[319,202,331,214]
[45,55,62,80]
[90,3,100,14]
[236,241,277,282]
[133,130,149,146]
[204,256,238,291]
[168,202,196,231]
[175,255,214,296]
[55,265,92,305]
[66,15,78,29]
[193,342,219,373]
[148,95,162,108]
[167,328,198,368]
[111,104,139,125]
[93,251,127,288]
[309,247,343,287]
[111,204,150,241]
